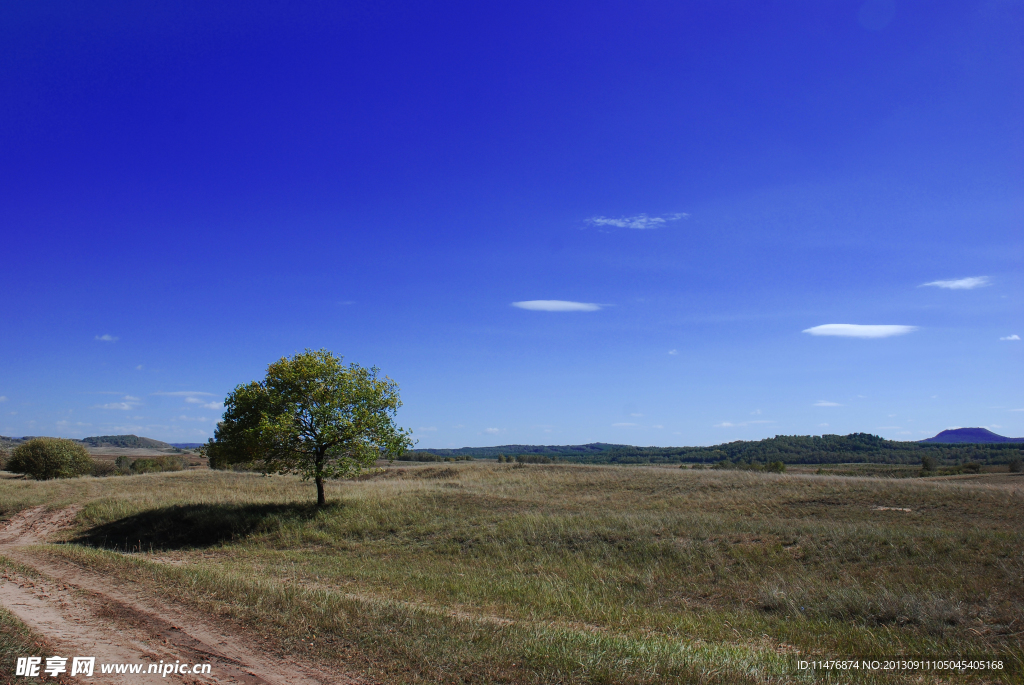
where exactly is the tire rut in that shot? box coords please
[0,507,361,684]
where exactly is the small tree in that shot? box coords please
[7,438,94,480]
[206,349,413,505]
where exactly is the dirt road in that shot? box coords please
[0,507,358,684]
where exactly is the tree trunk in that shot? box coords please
[315,451,326,506]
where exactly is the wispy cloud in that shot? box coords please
[586,212,688,230]
[814,400,842,407]
[0,396,7,403]
[97,402,134,410]
[185,397,222,410]
[153,391,215,397]
[512,300,602,312]
[1000,334,1020,341]
[921,276,990,290]
[803,324,917,338]
[668,349,678,355]
[177,415,210,422]
[714,420,773,428]
[95,334,118,342]
[484,427,500,434]
[612,422,637,427]
[418,426,438,432]
[95,395,141,410]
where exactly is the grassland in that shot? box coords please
[1,464,1022,683]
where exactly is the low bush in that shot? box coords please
[91,460,118,477]
[130,455,188,474]
[6,438,93,480]
[1008,458,1022,473]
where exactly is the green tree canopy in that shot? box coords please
[8,438,93,480]
[205,349,412,504]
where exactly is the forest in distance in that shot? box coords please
[407,433,1024,466]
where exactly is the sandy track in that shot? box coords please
[0,507,360,684]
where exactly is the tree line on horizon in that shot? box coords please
[407,433,1024,466]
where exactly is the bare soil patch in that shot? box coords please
[0,507,358,684]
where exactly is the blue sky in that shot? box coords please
[2,0,1021,447]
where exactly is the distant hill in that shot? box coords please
[409,442,628,458]
[921,427,1024,444]
[81,434,171,449]
[170,443,205,449]
[413,433,1024,466]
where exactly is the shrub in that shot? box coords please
[130,455,187,474]
[515,454,553,464]
[766,461,786,473]
[90,460,117,477]
[7,438,94,480]
[1009,458,1022,473]
[963,462,982,474]
[921,455,937,472]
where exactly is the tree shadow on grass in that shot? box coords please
[72,502,343,551]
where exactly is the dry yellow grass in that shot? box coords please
[2,464,1022,683]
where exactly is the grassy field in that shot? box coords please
[1,464,1022,683]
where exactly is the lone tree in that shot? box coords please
[205,349,413,505]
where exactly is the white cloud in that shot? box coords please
[668,349,678,355]
[185,397,222,410]
[124,395,140,402]
[651,424,663,429]
[1012,408,1024,412]
[803,324,917,338]
[512,300,602,312]
[177,415,209,422]
[153,391,215,397]
[0,396,6,402]
[818,423,829,427]
[586,212,688,230]
[921,276,990,290]
[484,427,500,434]
[714,420,773,428]
[630,413,643,417]
[612,422,637,427]
[135,365,143,370]
[814,401,842,407]
[97,402,134,410]
[751,409,761,415]
[1000,334,1020,341]
[95,334,118,342]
